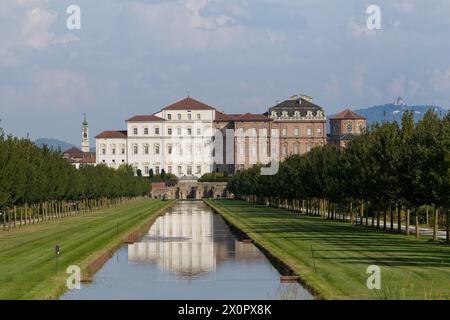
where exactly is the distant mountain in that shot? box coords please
[353,100,448,126]
[34,138,75,152]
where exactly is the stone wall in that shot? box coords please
[150,181,232,200]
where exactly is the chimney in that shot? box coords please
[301,95,313,103]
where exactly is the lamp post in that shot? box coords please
[55,245,61,272]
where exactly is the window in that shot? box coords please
[317,128,322,136]
[121,148,125,155]
[177,127,181,135]
[239,145,245,155]
[197,128,201,135]
[167,114,172,120]
[144,166,149,175]
[295,128,300,136]
[133,145,138,155]
[261,128,268,137]
[154,144,160,155]
[144,145,149,155]
[133,127,138,135]
[144,127,149,135]
[197,114,201,120]
[262,144,268,156]
[168,166,172,174]
[251,128,257,136]
[196,166,201,174]
[155,166,160,175]
[155,127,160,135]
[271,128,278,137]
[167,145,173,155]
[282,128,288,136]
[251,145,257,156]
[307,144,312,152]
[294,144,299,154]
[187,166,192,175]
[282,145,288,155]
[178,114,182,120]
[307,128,312,136]
[188,114,192,120]
[102,148,106,155]
[177,166,182,175]
[168,128,172,135]
[187,128,192,135]
[112,148,116,155]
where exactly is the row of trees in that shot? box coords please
[0,130,151,215]
[228,110,450,242]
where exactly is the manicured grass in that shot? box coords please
[0,199,174,300]
[207,199,450,300]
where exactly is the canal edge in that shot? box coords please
[203,199,325,300]
[54,200,176,300]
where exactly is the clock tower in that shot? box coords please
[81,113,89,153]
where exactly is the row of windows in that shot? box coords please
[131,127,203,136]
[236,127,323,137]
[166,113,202,121]
[131,144,206,156]
[137,165,203,176]
[236,143,316,157]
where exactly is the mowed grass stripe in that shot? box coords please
[207,199,450,300]
[0,199,174,300]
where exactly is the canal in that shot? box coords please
[61,201,313,300]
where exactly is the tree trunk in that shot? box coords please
[360,200,364,226]
[383,206,387,231]
[433,207,439,241]
[415,207,420,239]
[390,204,394,232]
[406,209,410,235]
[350,202,354,224]
[397,204,401,233]
[426,206,429,227]
[446,208,449,243]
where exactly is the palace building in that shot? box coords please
[95,95,328,177]
[328,109,367,148]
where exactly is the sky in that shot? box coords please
[1,0,450,146]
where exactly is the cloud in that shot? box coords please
[347,17,377,38]
[22,7,57,49]
[430,69,450,93]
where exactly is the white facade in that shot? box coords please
[95,98,215,177]
[96,136,128,169]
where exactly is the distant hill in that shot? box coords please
[327,98,448,133]
[353,101,448,126]
[34,138,75,152]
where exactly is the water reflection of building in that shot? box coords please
[128,202,215,276]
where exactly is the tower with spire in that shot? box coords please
[81,113,89,153]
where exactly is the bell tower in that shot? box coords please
[81,113,89,153]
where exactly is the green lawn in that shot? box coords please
[207,199,450,300]
[0,199,174,300]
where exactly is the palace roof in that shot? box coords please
[162,97,215,111]
[214,111,269,122]
[331,109,365,120]
[268,95,325,117]
[126,115,165,122]
[64,147,84,154]
[95,130,128,139]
